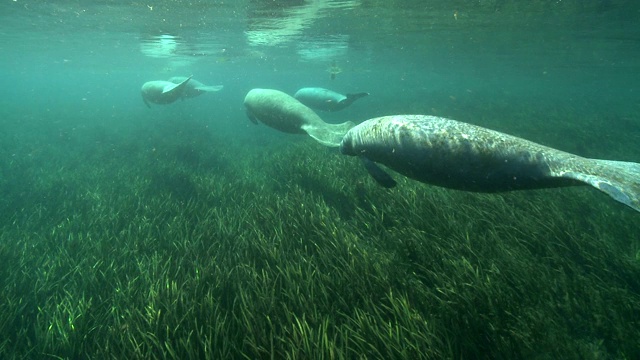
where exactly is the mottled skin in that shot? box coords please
[340,115,640,212]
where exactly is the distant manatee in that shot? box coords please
[244,88,355,147]
[141,76,192,108]
[294,87,368,112]
[168,76,224,99]
[340,115,640,213]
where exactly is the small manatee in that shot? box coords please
[294,87,368,112]
[140,76,193,108]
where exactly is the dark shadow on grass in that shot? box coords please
[297,172,356,220]
[171,144,231,173]
[147,171,198,203]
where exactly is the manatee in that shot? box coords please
[294,87,368,112]
[339,115,640,213]
[141,76,192,108]
[244,88,355,147]
[168,76,224,99]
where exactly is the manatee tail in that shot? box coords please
[302,121,355,147]
[560,159,640,212]
[343,92,369,106]
[195,85,224,92]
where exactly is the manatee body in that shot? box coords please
[244,88,355,147]
[294,87,368,112]
[340,115,640,213]
[141,76,192,108]
[169,76,223,98]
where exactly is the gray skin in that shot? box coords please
[340,115,640,213]
[294,87,368,112]
[243,88,355,147]
[141,76,192,108]
[168,76,223,98]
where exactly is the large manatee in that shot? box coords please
[340,115,640,213]
[244,88,355,147]
[168,76,223,99]
[140,76,192,108]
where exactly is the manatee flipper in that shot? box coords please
[246,109,259,125]
[194,85,224,92]
[143,97,151,109]
[558,159,640,212]
[162,79,188,94]
[159,75,192,101]
[301,121,355,147]
[342,92,369,106]
[361,157,397,188]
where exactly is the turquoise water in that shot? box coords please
[1,0,640,358]
[3,0,639,210]
[3,1,639,139]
